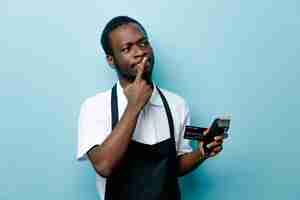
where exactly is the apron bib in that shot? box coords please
[104,84,181,200]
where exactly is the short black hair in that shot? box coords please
[100,16,147,56]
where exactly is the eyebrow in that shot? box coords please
[120,36,148,47]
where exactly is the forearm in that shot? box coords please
[88,105,140,177]
[177,149,206,177]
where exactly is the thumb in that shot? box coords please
[197,140,204,150]
[198,141,206,156]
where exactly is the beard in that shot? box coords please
[114,56,155,85]
[115,66,153,85]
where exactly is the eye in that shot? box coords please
[121,47,130,53]
[139,40,149,47]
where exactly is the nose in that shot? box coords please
[133,44,147,58]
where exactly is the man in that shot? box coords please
[77,16,226,200]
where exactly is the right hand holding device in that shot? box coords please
[124,57,152,113]
[184,115,231,158]
[202,116,230,157]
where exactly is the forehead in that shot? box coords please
[109,23,146,48]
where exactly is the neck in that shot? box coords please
[118,77,154,90]
[119,78,131,89]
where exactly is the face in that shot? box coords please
[107,23,155,84]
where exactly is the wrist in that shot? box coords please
[195,147,207,161]
[126,104,141,117]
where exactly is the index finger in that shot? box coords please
[135,57,147,82]
[214,135,222,140]
[214,134,227,140]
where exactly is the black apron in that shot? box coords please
[104,84,181,200]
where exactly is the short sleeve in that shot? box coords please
[176,101,193,156]
[76,98,110,161]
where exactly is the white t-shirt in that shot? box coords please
[77,82,193,200]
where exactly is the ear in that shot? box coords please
[106,55,115,69]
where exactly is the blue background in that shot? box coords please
[1,1,299,199]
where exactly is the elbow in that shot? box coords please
[94,161,114,178]
[176,164,185,177]
[87,148,115,177]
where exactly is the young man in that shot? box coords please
[77,16,226,200]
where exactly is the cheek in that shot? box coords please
[119,57,133,68]
[148,48,154,59]
[148,45,154,53]
[114,54,130,66]
[115,56,134,71]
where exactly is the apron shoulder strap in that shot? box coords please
[111,84,118,130]
[156,87,175,140]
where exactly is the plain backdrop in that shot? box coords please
[1,1,299,199]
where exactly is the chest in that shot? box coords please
[118,103,171,145]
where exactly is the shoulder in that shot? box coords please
[157,87,191,141]
[158,87,188,110]
[80,89,111,113]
